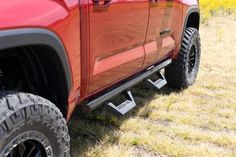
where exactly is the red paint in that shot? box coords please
[144,0,183,68]
[0,0,81,120]
[88,0,149,93]
[0,0,199,120]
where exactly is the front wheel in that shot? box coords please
[165,27,201,89]
[0,92,70,157]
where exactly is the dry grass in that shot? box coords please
[69,16,236,157]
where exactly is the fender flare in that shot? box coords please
[0,28,72,94]
[181,6,200,42]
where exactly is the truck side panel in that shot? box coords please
[174,0,199,56]
[0,0,81,119]
[87,0,149,94]
[143,0,183,68]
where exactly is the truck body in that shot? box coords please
[0,0,199,120]
[0,1,200,156]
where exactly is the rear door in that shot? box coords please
[143,0,182,68]
[88,0,149,93]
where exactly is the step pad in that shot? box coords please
[147,72,167,90]
[107,91,136,115]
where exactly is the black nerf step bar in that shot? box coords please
[82,59,172,112]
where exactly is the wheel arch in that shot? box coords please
[0,28,72,117]
[182,6,200,41]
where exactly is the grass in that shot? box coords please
[69,16,236,157]
[200,0,236,24]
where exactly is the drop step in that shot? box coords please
[106,91,136,115]
[147,72,167,90]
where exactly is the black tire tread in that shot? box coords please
[0,91,70,157]
[165,27,201,89]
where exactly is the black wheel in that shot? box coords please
[165,27,201,89]
[0,91,70,157]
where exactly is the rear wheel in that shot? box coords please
[165,27,201,89]
[0,91,70,157]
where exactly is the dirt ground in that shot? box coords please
[69,16,236,157]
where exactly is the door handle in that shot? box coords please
[93,0,111,11]
[150,0,159,4]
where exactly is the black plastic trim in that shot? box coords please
[181,6,200,42]
[0,28,72,94]
[83,59,172,111]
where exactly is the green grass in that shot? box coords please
[69,16,236,157]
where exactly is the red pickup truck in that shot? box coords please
[0,0,200,156]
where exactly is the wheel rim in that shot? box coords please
[188,45,196,74]
[7,140,47,157]
[1,131,53,157]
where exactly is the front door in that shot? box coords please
[88,0,149,93]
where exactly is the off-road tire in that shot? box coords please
[165,27,201,89]
[0,91,70,157]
